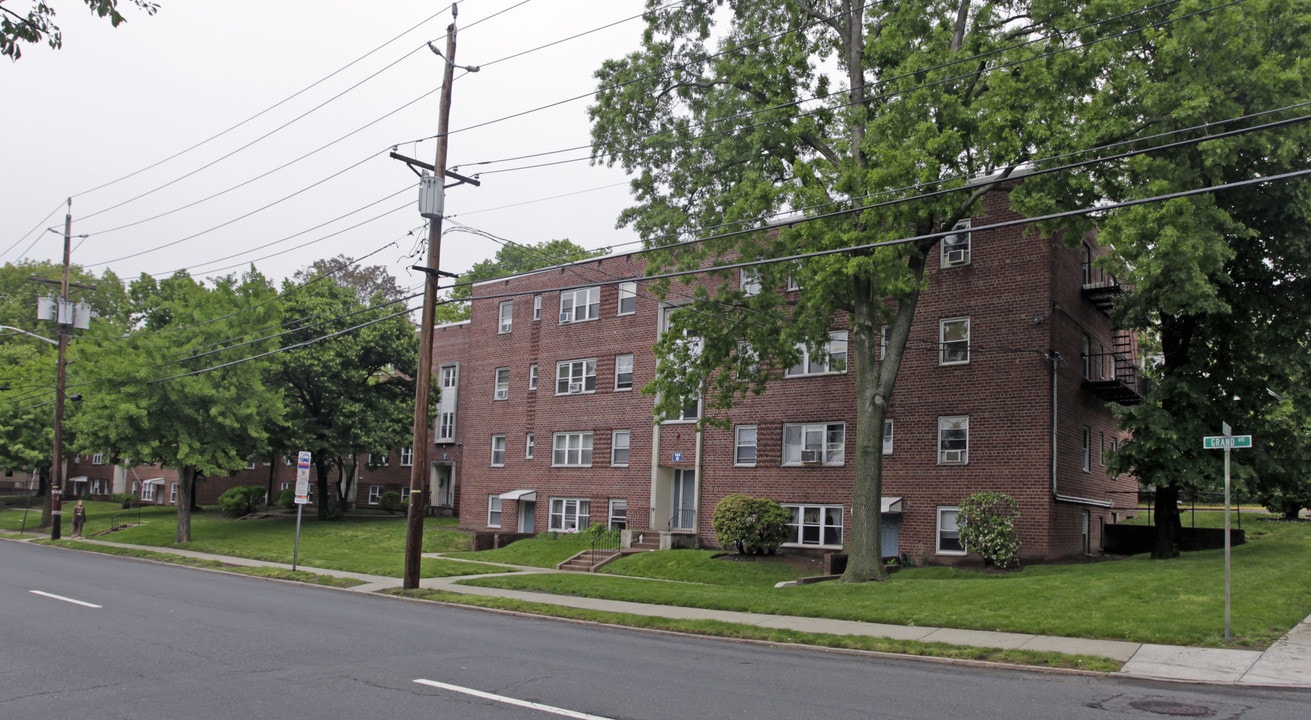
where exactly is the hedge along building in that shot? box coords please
[443,184,1140,563]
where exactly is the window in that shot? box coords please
[783,504,843,547]
[437,412,456,442]
[494,367,510,400]
[938,507,965,554]
[141,482,157,503]
[401,487,411,503]
[552,432,593,467]
[1082,335,1092,380]
[525,433,535,460]
[91,479,107,495]
[883,419,894,455]
[550,497,591,532]
[614,354,634,391]
[556,359,596,394]
[938,416,969,464]
[368,485,384,504]
[529,364,538,390]
[618,281,637,315]
[735,425,757,466]
[441,363,458,389]
[741,268,761,296]
[782,422,845,466]
[1082,426,1091,472]
[560,286,600,324]
[880,325,889,360]
[611,430,631,466]
[92,453,105,465]
[939,317,970,365]
[609,499,628,530]
[785,330,848,376]
[659,305,703,422]
[533,294,542,321]
[491,435,506,467]
[168,483,177,504]
[400,447,413,466]
[1099,431,1106,467]
[245,458,256,471]
[498,301,513,334]
[941,219,971,267]
[488,495,502,528]
[370,452,389,467]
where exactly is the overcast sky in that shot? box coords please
[1,0,648,298]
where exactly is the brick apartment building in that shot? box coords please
[441,185,1141,563]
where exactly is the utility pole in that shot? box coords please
[50,199,72,540]
[403,6,463,590]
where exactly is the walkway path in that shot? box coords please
[41,538,1311,687]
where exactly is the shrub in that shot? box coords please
[218,485,267,518]
[277,488,295,510]
[378,490,402,513]
[711,493,791,555]
[956,491,1021,568]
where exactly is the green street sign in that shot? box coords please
[1203,435,1252,450]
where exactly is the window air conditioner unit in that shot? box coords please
[568,382,583,394]
[945,249,968,265]
[560,312,572,323]
[494,389,508,400]
[800,449,821,464]
[500,322,511,333]
[942,449,964,463]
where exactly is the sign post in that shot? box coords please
[293,451,311,571]
[1203,423,1251,641]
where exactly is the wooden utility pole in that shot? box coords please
[50,199,72,540]
[403,8,462,590]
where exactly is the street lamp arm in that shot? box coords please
[0,325,58,346]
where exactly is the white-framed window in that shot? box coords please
[783,504,843,547]
[560,286,600,324]
[782,422,845,466]
[491,435,507,467]
[400,447,413,467]
[941,219,971,267]
[880,325,889,360]
[494,367,510,400]
[618,281,637,315]
[525,433,535,460]
[91,478,107,495]
[437,412,456,442]
[441,363,458,389]
[658,304,703,423]
[368,485,384,504]
[550,497,590,532]
[735,425,757,466]
[938,416,969,464]
[609,499,628,530]
[532,294,542,321]
[92,453,105,465]
[883,419,894,455]
[401,486,411,503]
[283,456,293,466]
[488,495,503,528]
[529,363,538,390]
[614,354,634,391]
[1082,426,1091,472]
[552,432,593,467]
[939,317,970,365]
[741,268,761,296]
[611,430,631,466]
[785,330,848,377]
[141,482,157,502]
[245,458,256,471]
[556,359,596,395]
[169,482,177,504]
[938,507,965,554]
[498,301,513,334]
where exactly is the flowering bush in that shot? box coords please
[956,491,1021,568]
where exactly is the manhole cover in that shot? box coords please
[1128,699,1214,717]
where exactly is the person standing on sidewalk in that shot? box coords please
[71,500,87,538]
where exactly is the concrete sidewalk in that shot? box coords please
[45,539,1311,687]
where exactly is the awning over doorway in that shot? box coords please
[141,478,165,486]
[881,497,903,514]
[68,476,88,484]
[498,489,536,502]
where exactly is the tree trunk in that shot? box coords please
[36,466,52,528]
[176,465,195,542]
[1151,484,1182,559]
[314,459,333,519]
[265,452,278,506]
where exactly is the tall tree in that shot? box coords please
[275,264,421,518]
[1,0,158,60]
[435,238,605,323]
[590,1,1113,580]
[1010,0,1311,557]
[70,269,284,541]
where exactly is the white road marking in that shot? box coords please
[30,590,101,608]
[414,678,616,720]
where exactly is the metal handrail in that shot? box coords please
[588,528,621,563]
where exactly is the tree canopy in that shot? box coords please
[1,0,158,60]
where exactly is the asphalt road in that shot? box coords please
[3,541,1308,720]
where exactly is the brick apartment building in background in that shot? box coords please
[443,183,1142,563]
